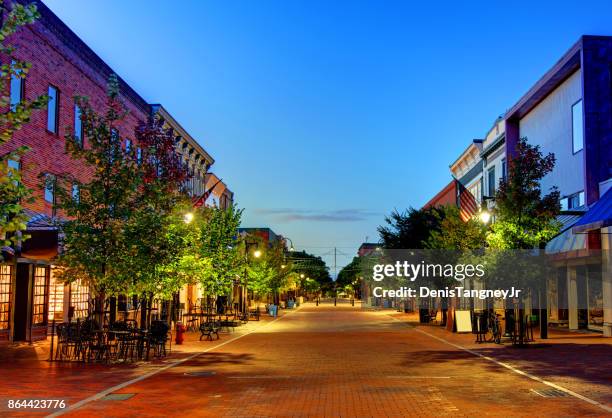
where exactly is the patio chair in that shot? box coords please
[55,323,80,361]
[149,320,170,358]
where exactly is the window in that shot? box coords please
[9,60,24,111]
[0,265,12,330]
[74,104,83,147]
[136,147,142,164]
[567,191,585,209]
[501,159,507,182]
[572,100,584,153]
[47,86,59,133]
[32,267,49,326]
[487,167,496,197]
[7,159,20,185]
[44,174,55,203]
[468,181,482,205]
[70,279,90,319]
[124,138,131,152]
[72,184,80,202]
[47,270,64,322]
[7,159,19,172]
[110,129,119,162]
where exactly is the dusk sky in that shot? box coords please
[44,0,612,274]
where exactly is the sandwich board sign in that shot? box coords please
[455,310,472,333]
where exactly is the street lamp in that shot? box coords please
[183,212,194,224]
[285,237,295,252]
[300,273,305,279]
[253,249,262,258]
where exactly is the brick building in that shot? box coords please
[423,180,457,209]
[0,0,229,342]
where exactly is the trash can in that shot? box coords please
[268,304,278,317]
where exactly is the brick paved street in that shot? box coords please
[2,303,611,417]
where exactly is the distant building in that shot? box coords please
[423,180,457,209]
[357,243,380,257]
[238,228,281,245]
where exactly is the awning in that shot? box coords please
[572,188,612,233]
[23,208,57,231]
[546,211,587,254]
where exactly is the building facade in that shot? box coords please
[435,36,612,336]
[0,0,231,342]
[504,36,612,335]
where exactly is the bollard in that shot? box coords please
[48,319,56,362]
[316,298,319,306]
[351,298,354,306]
[334,297,337,306]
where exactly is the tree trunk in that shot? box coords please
[94,291,105,330]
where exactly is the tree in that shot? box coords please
[302,277,321,296]
[0,1,47,255]
[54,75,142,323]
[378,207,446,249]
[287,250,332,291]
[195,205,244,297]
[336,256,362,288]
[486,137,561,342]
[487,137,561,250]
[426,205,486,251]
[120,115,190,321]
[247,238,293,304]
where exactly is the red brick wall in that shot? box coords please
[0,2,149,217]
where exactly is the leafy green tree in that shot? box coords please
[378,207,445,249]
[302,277,321,296]
[486,137,561,342]
[336,256,362,288]
[487,137,561,250]
[120,115,190,319]
[195,205,244,297]
[54,75,141,322]
[0,1,47,254]
[245,236,293,304]
[288,249,332,291]
[426,205,486,250]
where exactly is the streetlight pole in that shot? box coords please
[284,237,295,252]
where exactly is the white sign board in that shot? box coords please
[455,310,472,333]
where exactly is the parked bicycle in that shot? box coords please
[486,311,502,344]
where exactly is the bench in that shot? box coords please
[249,308,260,321]
[199,322,220,341]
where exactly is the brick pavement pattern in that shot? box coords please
[2,303,611,417]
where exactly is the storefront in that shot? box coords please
[546,189,612,336]
[0,264,14,342]
[571,189,612,336]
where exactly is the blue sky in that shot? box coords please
[44,0,612,274]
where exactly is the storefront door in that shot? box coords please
[13,263,31,341]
